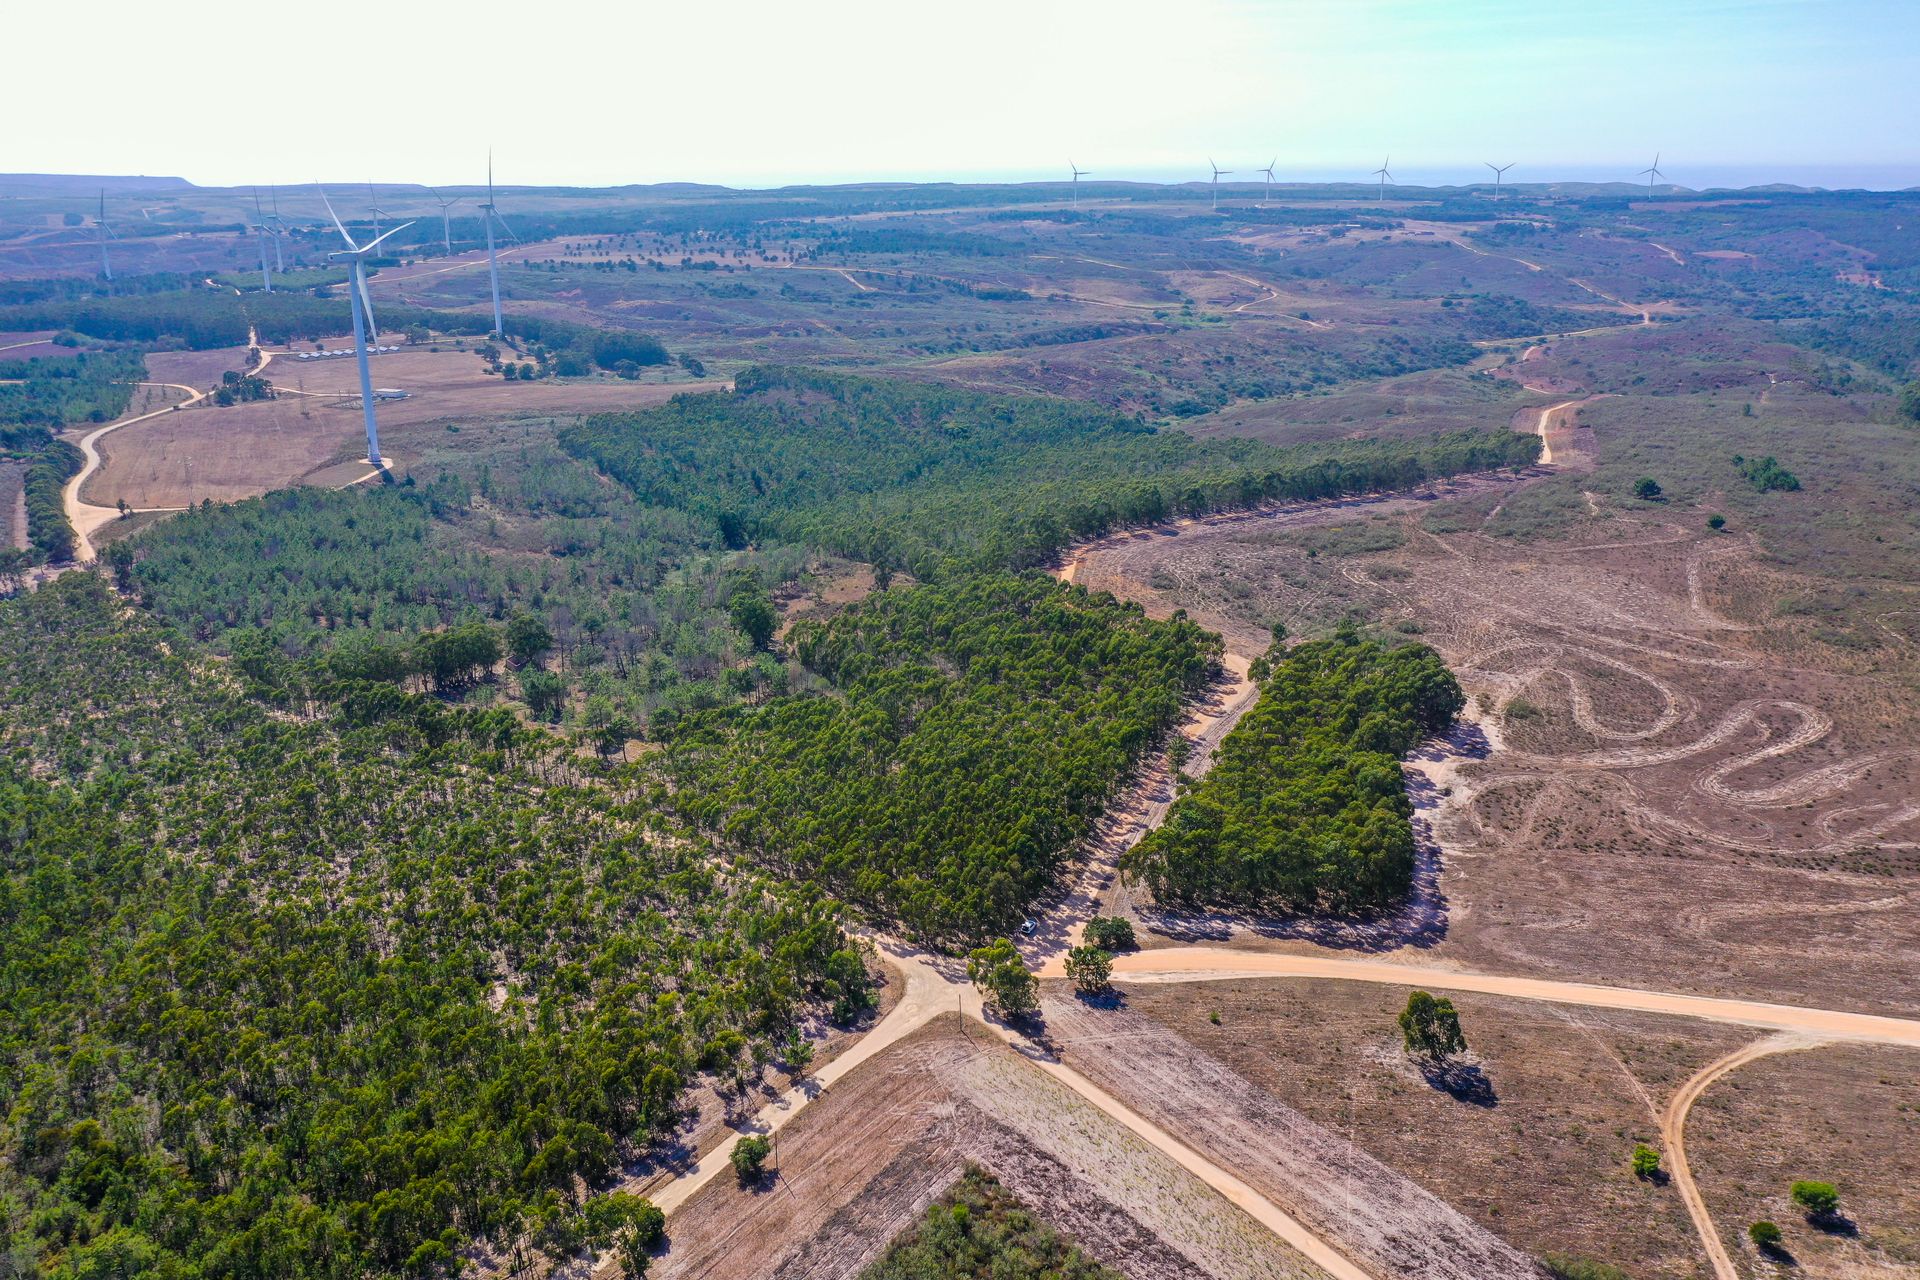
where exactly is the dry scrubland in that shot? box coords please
[10,179,1920,1278]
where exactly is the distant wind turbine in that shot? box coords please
[430,188,461,254]
[479,152,519,337]
[1069,162,1088,208]
[1485,161,1514,201]
[251,189,274,293]
[1209,158,1233,211]
[1638,153,1665,196]
[267,186,287,272]
[1259,159,1277,202]
[94,190,115,281]
[317,185,412,467]
[1372,157,1393,202]
[368,181,386,247]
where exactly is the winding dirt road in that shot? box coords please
[61,381,206,562]
[1660,1034,1825,1280]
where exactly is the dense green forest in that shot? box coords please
[563,366,1542,578]
[120,444,797,727]
[667,574,1218,945]
[1124,626,1464,912]
[0,576,868,1279]
[0,351,143,427]
[858,1167,1127,1280]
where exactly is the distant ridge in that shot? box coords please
[0,174,195,195]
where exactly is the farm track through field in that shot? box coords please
[1661,1034,1826,1280]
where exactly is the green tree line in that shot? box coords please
[562,365,1541,580]
[1124,626,1464,912]
[667,573,1219,946]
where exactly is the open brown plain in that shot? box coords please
[1115,977,1755,1279]
[1068,488,1920,1015]
[625,1016,1327,1280]
[81,345,721,508]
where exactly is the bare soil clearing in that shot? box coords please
[1065,495,1920,1017]
[1689,1041,1920,1276]
[638,1016,1333,1280]
[1116,979,1748,1279]
[82,346,720,508]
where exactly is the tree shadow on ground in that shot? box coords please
[1421,1060,1498,1107]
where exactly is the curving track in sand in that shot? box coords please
[62,381,206,562]
[1660,1034,1825,1280]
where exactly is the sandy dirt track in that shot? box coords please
[62,381,205,561]
[1089,949,1920,1047]
[1659,1033,1825,1280]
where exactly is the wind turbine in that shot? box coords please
[430,187,461,254]
[1638,153,1665,196]
[250,189,274,293]
[317,185,412,468]
[367,181,385,248]
[1372,157,1393,202]
[1485,161,1514,202]
[1209,158,1233,211]
[266,186,287,271]
[94,190,115,281]
[1069,161,1088,207]
[1259,158,1277,202]
[478,152,519,337]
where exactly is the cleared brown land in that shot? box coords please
[82,346,721,508]
[644,1015,1328,1280]
[146,345,255,391]
[1119,977,1753,1279]
[1066,486,1920,1017]
[1038,987,1542,1279]
[1689,1042,1920,1276]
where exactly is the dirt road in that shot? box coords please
[1660,1034,1824,1280]
[1086,949,1920,1046]
[62,382,205,561]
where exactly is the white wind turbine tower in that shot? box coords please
[430,188,461,254]
[1069,162,1088,207]
[367,181,387,247]
[94,190,115,281]
[266,186,287,272]
[1259,158,1278,202]
[250,189,274,293]
[1372,157,1393,202]
[1209,158,1233,210]
[1639,153,1665,196]
[1485,161,1514,201]
[317,186,412,468]
[478,153,519,337]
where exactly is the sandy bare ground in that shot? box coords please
[62,381,206,561]
[1037,992,1540,1279]
[81,347,722,509]
[1660,1033,1827,1280]
[1084,950,1920,1047]
[637,1018,1321,1280]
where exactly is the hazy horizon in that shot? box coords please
[10,0,1915,191]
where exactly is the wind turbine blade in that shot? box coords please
[316,185,358,250]
[357,269,379,342]
[360,220,417,253]
[491,210,521,245]
[254,188,265,218]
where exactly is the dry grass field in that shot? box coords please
[81,345,723,508]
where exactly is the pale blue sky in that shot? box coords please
[9,0,1918,189]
